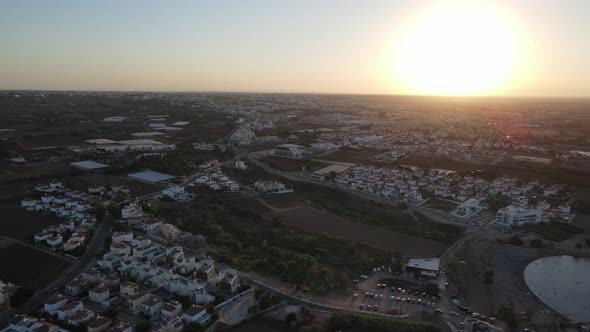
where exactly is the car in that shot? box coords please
[472,313,480,318]
[391,287,396,292]
[359,304,364,309]
[374,294,379,299]
[379,294,384,299]
[435,309,444,314]
[374,305,378,311]
[390,296,395,301]
[460,322,465,328]
[360,275,368,279]
[450,311,459,317]
[365,292,370,297]
[367,305,372,309]
[353,279,360,283]
[353,293,358,298]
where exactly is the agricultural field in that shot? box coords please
[0,239,71,289]
[0,161,72,185]
[269,206,449,257]
[0,201,64,240]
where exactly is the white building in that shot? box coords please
[274,144,305,159]
[496,205,543,226]
[453,198,482,218]
[121,203,144,220]
[89,285,111,304]
[254,180,292,193]
[162,186,191,201]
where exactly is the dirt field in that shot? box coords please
[0,238,71,289]
[0,201,64,240]
[269,206,449,257]
[0,161,71,185]
[422,199,458,213]
[572,213,590,233]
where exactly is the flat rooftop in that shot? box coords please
[86,138,117,145]
[314,164,351,175]
[132,132,165,137]
[128,170,175,183]
[406,258,440,272]
[70,160,109,170]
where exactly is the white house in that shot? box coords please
[181,305,210,324]
[67,309,95,326]
[56,301,84,320]
[496,205,543,226]
[89,285,110,304]
[274,144,305,159]
[161,301,183,319]
[44,295,68,314]
[112,231,134,243]
[162,186,191,201]
[452,198,482,218]
[121,203,144,220]
[254,180,292,193]
[140,218,163,233]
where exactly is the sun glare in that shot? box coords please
[393,3,521,95]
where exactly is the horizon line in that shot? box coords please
[1,88,589,100]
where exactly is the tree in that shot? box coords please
[135,320,151,332]
[484,270,495,285]
[9,287,34,307]
[183,323,204,332]
[94,204,106,221]
[285,253,317,284]
[507,236,524,246]
[102,306,119,318]
[285,312,298,326]
[529,239,544,248]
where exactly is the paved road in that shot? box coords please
[0,215,113,328]
[218,291,256,325]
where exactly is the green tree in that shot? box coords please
[9,287,34,307]
[182,322,204,332]
[135,320,151,332]
[484,270,495,285]
[529,239,544,248]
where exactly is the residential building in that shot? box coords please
[87,316,112,332]
[496,205,543,226]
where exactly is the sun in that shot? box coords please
[393,3,520,95]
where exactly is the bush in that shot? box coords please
[9,287,34,307]
[507,236,524,246]
[529,239,544,248]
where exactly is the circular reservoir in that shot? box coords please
[524,255,590,322]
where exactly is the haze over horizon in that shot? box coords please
[1,0,589,97]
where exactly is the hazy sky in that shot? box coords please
[1,0,589,97]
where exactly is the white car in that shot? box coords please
[360,275,368,279]
[451,311,459,317]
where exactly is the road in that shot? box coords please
[218,291,256,325]
[0,215,113,328]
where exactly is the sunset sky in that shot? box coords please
[1,0,589,97]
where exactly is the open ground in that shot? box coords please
[0,237,71,289]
